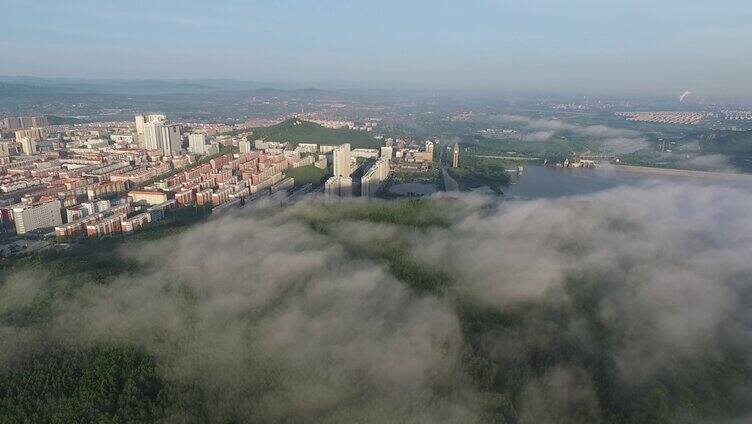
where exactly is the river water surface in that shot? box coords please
[502,164,752,199]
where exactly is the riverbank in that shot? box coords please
[612,164,752,181]
[503,164,752,200]
[475,155,542,161]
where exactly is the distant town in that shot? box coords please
[0,114,448,253]
[3,82,752,255]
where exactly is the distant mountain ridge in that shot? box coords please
[0,76,332,96]
[0,82,95,96]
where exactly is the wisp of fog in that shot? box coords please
[1,183,752,422]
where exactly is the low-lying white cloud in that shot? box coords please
[2,183,752,421]
[495,114,647,154]
[522,130,556,142]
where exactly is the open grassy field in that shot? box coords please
[283,164,328,187]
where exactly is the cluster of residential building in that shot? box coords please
[0,113,442,242]
[379,137,436,163]
[303,118,380,131]
[721,110,752,121]
[322,137,437,198]
[47,143,306,239]
[0,113,255,239]
[52,197,172,238]
[615,111,707,125]
[1,116,49,131]
[478,128,520,139]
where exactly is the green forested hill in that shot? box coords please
[696,130,752,155]
[46,115,83,125]
[252,118,382,148]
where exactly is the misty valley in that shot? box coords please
[3,0,752,421]
[1,189,751,423]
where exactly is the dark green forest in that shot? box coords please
[251,118,382,149]
[448,155,511,194]
[0,198,750,423]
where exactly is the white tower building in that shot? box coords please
[188,133,207,154]
[332,143,351,177]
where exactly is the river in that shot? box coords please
[501,164,752,199]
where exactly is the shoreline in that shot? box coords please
[611,164,752,181]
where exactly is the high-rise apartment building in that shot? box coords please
[332,143,351,177]
[135,115,146,137]
[324,176,353,198]
[360,158,390,198]
[20,117,34,129]
[12,200,62,234]
[15,128,45,142]
[380,146,393,160]
[30,116,48,127]
[19,137,38,155]
[452,142,460,168]
[0,141,11,157]
[142,122,181,156]
[16,128,45,155]
[2,116,47,130]
[188,133,207,154]
[238,139,252,154]
[2,117,21,130]
[134,114,166,146]
[142,122,161,151]
[160,124,181,156]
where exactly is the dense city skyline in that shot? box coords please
[3,1,752,98]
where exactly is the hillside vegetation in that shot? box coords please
[252,118,382,148]
[695,130,752,155]
[447,155,511,194]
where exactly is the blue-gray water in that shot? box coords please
[502,165,752,199]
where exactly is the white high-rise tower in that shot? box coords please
[332,143,351,177]
[135,114,166,147]
[142,122,181,156]
[188,133,207,154]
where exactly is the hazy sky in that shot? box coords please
[2,0,751,96]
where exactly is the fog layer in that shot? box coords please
[2,183,751,422]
